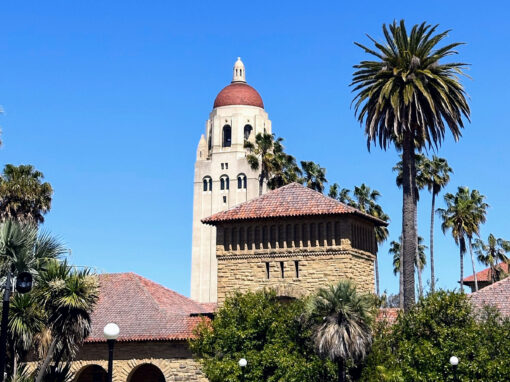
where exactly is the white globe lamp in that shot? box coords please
[103,323,120,340]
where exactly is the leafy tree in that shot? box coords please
[473,234,510,284]
[305,281,375,382]
[352,21,470,311]
[361,291,510,381]
[0,165,53,225]
[421,156,452,292]
[438,187,488,292]
[190,290,336,382]
[300,161,327,193]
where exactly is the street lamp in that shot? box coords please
[239,358,247,382]
[450,356,459,381]
[104,323,120,382]
[0,271,33,382]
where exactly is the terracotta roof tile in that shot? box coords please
[214,82,264,109]
[462,263,509,283]
[85,273,212,343]
[202,183,387,225]
[469,276,510,317]
[377,308,400,325]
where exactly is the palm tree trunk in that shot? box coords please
[399,237,404,309]
[459,243,464,293]
[468,237,478,291]
[337,358,345,382]
[13,353,18,382]
[401,134,417,311]
[430,192,436,292]
[35,337,57,382]
[414,191,422,298]
[417,264,423,298]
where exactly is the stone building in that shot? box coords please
[202,182,387,303]
[191,57,272,303]
[69,273,212,382]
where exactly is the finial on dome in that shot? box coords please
[232,57,246,83]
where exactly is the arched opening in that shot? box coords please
[128,363,165,382]
[220,175,229,191]
[74,365,107,382]
[203,176,212,192]
[237,174,247,189]
[222,125,232,147]
[243,124,253,140]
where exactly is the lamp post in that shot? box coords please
[103,323,120,382]
[0,271,32,382]
[450,356,459,382]
[238,358,247,382]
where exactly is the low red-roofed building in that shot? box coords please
[462,263,509,292]
[469,276,510,318]
[203,183,387,303]
[69,273,211,382]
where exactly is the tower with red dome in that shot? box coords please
[191,58,272,303]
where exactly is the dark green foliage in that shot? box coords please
[190,290,336,382]
[361,291,510,381]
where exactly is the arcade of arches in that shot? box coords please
[75,363,165,382]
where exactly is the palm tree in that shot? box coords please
[473,234,509,284]
[421,156,452,292]
[244,133,278,196]
[0,165,53,225]
[306,280,375,382]
[438,187,488,292]
[34,260,98,382]
[351,184,380,213]
[300,161,327,193]
[369,204,390,296]
[390,236,426,297]
[267,139,301,190]
[328,184,353,205]
[352,21,470,310]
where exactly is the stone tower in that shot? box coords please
[190,58,272,303]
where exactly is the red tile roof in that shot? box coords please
[85,273,212,343]
[462,263,509,283]
[214,82,264,109]
[377,308,400,325]
[202,183,387,225]
[469,276,510,317]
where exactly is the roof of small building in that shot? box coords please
[469,276,510,317]
[377,308,400,325]
[85,273,213,343]
[202,183,388,226]
[213,82,264,109]
[462,262,509,283]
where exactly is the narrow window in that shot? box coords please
[294,261,299,278]
[239,227,245,250]
[280,261,284,278]
[238,176,243,189]
[222,125,232,147]
[208,178,212,191]
[223,195,227,203]
[225,163,228,169]
[244,125,253,140]
[225,177,229,190]
[203,179,208,191]
[265,262,270,279]
[243,176,247,189]
[203,177,211,191]
[221,163,224,170]
[220,178,225,190]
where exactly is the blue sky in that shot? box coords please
[1,1,509,297]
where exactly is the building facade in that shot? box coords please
[202,183,387,304]
[191,58,272,303]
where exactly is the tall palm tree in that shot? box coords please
[34,260,98,382]
[351,184,380,213]
[244,133,278,196]
[300,161,327,193]
[306,280,375,382]
[438,187,487,292]
[473,234,510,284]
[421,156,452,292]
[0,165,53,225]
[369,204,390,296]
[328,184,353,205]
[390,236,426,297]
[353,21,470,310]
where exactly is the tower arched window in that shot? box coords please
[222,125,231,147]
[220,175,229,191]
[203,176,212,192]
[237,174,247,189]
[243,124,253,140]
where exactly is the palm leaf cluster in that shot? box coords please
[352,21,469,149]
[473,234,510,284]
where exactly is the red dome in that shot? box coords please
[213,82,264,109]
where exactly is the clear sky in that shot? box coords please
[1,1,508,297]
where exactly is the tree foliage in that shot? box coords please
[190,290,336,382]
[361,291,510,381]
[0,165,53,225]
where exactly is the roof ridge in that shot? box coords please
[470,275,510,295]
